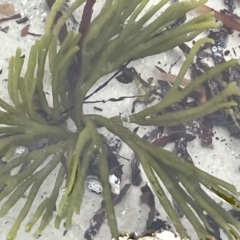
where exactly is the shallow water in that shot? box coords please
[0,1,240,240]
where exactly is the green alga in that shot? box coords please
[0,0,240,240]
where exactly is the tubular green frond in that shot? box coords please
[1,0,240,239]
[91,115,240,239]
[5,151,63,240]
[88,119,118,237]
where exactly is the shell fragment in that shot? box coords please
[86,176,103,194]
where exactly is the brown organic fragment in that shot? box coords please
[140,184,156,227]
[0,4,14,16]
[150,119,213,151]
[199,121,213,148]
[77,0,96,72]
[131,157,142,186]
[28,32,42,37]
[155,66,206,102]
[0,13,21,23]
[84,212,105,240]
[196,5,240,32]
[85,184,131,240]
[221,9,240,22]
[21,24,30,37]
[156,70,191,87]
[195,86,206,104]
[173,137,193,163]
[46,0,68,43]
[79,0,96,42]
[151,135,175,148]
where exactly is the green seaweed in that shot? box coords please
[0,0,240,239]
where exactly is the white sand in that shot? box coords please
[0,0,240,240]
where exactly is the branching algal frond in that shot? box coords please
[0,0,240,240]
